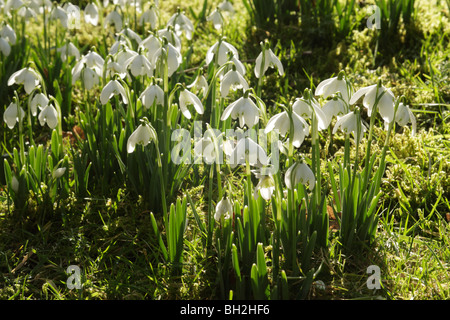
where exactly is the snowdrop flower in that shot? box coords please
[321,96,347,128]
[30,92,49,116]
[8,67,40,94]
[285,161,315,191]
[152,41,182,77]
[179,87,204,119]
[127,121,157,153]
[292,96,328,130]
[216,53,246,79]
[124,52,153,77]
[73,50,104,76]
[194,128,222,164]
[254,170,275,201]
[139,33,162,58]
[52,167,66,179]
[0,37,11,56]
[205,39,239,66]
[50,5,69,28]
[4,0,23,15]
[220,68,249,98]
[187,72,209,97]
[254,41,284,78]
[139,5,158,29]
[395,102,416,136]
[315,71,351,104]
[29,0,52,14]
[350,83,395,124]
[221,92,260,128]
[167,9,194,40]
[84,2,99,26]
[38,103,58,129]
[218,0,234,15]
[104,8,122,32]
[332,110,367,143]
[207,8,224,30]
[119,27,142,44]
[215,196,233,221]
[57,42,80,62]
[72,51,104,89]
[3,101,25,129]
[17,5,38,21]
[72,65,100,90]
[139,82,164,109]
[157,27,182,52]
[115,46,138,68]
[0,24,16,45]
[229,137,269,168]
[64,2,81,29]
[100,79,128,105]
[264,110,309,148]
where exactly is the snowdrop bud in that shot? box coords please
[52,167,66,179]
[11,175,19,193]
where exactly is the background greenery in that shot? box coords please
[0,0,449,299]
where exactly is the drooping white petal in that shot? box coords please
[254,48,284,78]
[395,103,416,136]
[215,197,233,221]
[38,103,58,129]
[179,89,204,119]
[332,111,366,143]
[229,137,269,168]
[30,93,49,116]
[285,161,315,190]
[0,24,16,44]
[57,42,80,61]
[125,54,153,77]
[221,96,260,128]
[207,9,224,30]
[220,69,248,98]
[255,174,275,201]
[84,2,99,26]
[315,76,349,103]
[3,102,25,129]
[139,84,164,109]
[127,123,155,153]
[206,40,239,66]
[0,37,11,56]
[100,80,128,105]
[8,68,40,94]
[167,11,194,40]
[104,10,122,31]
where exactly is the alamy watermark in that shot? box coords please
[367,5,381,30]
[66,265,82,290]
[366,265,381,290]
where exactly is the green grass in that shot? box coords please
[1,0,449,300]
